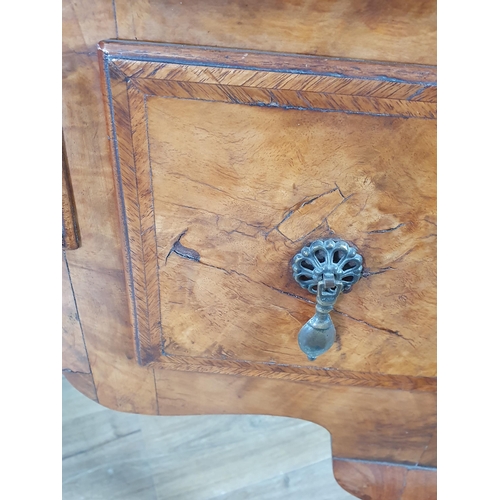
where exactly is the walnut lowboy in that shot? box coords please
[65,37,436,500]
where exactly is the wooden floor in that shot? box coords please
[63,377,357,499]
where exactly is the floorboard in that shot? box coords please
[63,377,356,499]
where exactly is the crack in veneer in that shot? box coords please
[164,231,415,344]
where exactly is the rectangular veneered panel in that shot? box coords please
[99,41,436,392]
[148,98,436,377]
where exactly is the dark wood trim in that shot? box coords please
[62,134,81,250]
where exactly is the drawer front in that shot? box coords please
[99,41,436,391]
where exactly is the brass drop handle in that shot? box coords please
[292,239,363,360]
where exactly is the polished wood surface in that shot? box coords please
[107,42,436,119]
[151,369,436,465]
[333,460,437,500]
[418,432,437,468]
[64,365,437,466]
[63,1,437,497]
[62,253,89,373]
[63,371,97,402]
[99,41,436,389]
[115,0,436,65]
[62,136,80,250]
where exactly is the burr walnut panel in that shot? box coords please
[99,41,436,391]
